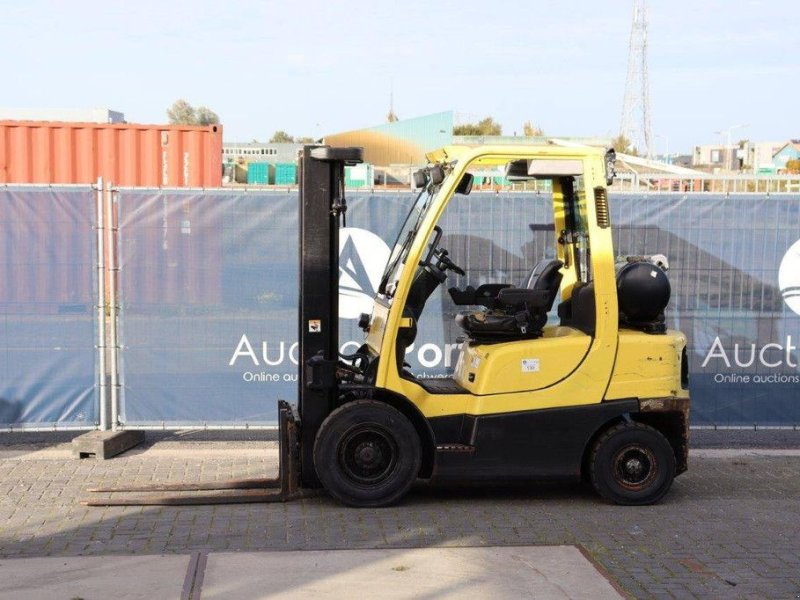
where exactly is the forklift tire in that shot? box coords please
[313,400,421,508]
[589,421,676,506]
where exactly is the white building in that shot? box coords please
[744,141,786,174]
[222,142,303,164]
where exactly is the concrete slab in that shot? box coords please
[0,554,190,600]
[202,546,623,600]
[72,430,145,459]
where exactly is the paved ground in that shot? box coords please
[1,436,799,599]
[0,546,623,599]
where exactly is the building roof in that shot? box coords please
[223,142,303,149]
[324,112,454,165]
[773,140,800,157]
[0,107,125,123]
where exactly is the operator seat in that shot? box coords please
[454,259,564,342]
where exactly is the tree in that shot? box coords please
[453,116,502,136]
[386,109,399,123]
[523,121,545,137]
[785,159,800,174]
[610,134,639,156]
[167,99,196,125]
[166,99,219,125]
[195,106,220,125]
[269,130,295,143]
[296,136,315,144]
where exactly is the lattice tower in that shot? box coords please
[620,0,653,158]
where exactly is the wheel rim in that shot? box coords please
[338,424,398,485]
[612,444,658,491]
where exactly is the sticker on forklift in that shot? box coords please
[308,320,321,333]
[471,357,481,369]
[521,358,540,373]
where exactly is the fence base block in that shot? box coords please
[72,430,145,459]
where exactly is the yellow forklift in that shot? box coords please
[86,144,689,508]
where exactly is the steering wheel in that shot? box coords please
[433,247,465,276]
[422,226,466,276]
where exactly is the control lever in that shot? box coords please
[434,249,465,275]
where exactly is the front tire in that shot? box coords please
[590,421,676,505]
[313,400,421,507]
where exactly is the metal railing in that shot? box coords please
[613,172,800,194]
[220,173,800,195]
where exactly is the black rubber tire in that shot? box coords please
[313,400,421,508]
[589,421,676,505]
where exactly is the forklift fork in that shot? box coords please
[81,401,315,506]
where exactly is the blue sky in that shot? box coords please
[2,0,797,153]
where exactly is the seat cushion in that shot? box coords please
[454,258,563,342]
[455,311,546,341]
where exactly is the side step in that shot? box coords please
[81,401,314,506]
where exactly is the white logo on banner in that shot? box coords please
[779,239,800,316]
[339,228,391,319]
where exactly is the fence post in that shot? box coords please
[106,183,121,430]
[95,177,108,431]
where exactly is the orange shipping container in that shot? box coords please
[0,121,222,187]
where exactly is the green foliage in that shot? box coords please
[167,99,195,125]
[195,106,220,125]
[296,136,315,144]
[610,134,639,156]
[269,130,295,143]
[453,117,502,136]
[523,121,545,137]
[167,99,219,125]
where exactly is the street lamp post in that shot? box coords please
[713,124,749,171]
[713,124,749,192]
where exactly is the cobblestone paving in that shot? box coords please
[1,447,799,600]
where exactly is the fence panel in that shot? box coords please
[115,191,419,426]
[0,186,98,429]
[115,189,800,428]
[611,194,799,426]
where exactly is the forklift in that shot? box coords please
[85,144,689,508]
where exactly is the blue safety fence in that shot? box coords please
[612,194,799,426]
[114,190,800,428]
[0,186,98,430]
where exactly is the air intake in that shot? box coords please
[594,187,610,228]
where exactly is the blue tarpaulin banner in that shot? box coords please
[116,190,800,427]
[0,187,98,429]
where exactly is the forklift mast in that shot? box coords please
[297,145,364,487]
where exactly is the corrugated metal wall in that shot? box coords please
[0,121,223,187]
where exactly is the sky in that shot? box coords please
[2,0,798,154]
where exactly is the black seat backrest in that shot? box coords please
[522,259,564,311]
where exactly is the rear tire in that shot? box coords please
[313,400,421,508]
[590,421,676,505]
